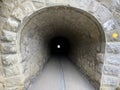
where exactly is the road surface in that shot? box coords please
[28,57,95,90]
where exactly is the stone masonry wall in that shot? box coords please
[0,0,120,90]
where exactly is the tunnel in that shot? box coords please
[19,6,105,90]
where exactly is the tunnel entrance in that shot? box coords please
[19,6,105,90]
[49,36,71,57]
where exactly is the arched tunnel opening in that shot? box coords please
[19,6,105,90]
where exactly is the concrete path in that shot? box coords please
[28,57,95,90]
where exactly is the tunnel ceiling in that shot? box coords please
[20,6,105,53]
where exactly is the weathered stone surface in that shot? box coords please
[106,42,120,54]
[105,30,120,42]
[3,17,20,32]
[3,0,24,9]
[103,65,119,76]
[111,0,120,12]
[93,5,112,23]
[46,0,67,4]
[102,75,118,86]
[0,58,2,67]
[106,54,120,65]
[12,7,25,20]
[21,1,36,15]
[97,0,112,8]
[1,29,16,42]
[32,1,44,9]
[100,85,116,90]
[113,11,120,26]
[1,54,18,66]
[0,3,13,17]
[88,1,100,13]
[12,1,36,20]
[97,63,103,73]
[96,53,104,63]
[95,72,101,82]
[0,0,120,90]
[5,86,24,90]
[103,19,119,31]
[69,0,91,11]
[116,86,120,90]
[0,16,7,29]
[1,43,17,54]
[0,67,5,83]
[0,83,3,90]
[4,65,21,77]
[5,76,24,87]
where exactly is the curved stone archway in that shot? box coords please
[17,6,105,90]
[0,0,120,90]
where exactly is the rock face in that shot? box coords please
[0,0,120,90]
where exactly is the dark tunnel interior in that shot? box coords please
[48,36,71,57]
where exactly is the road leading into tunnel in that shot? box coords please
[28,57,95,90]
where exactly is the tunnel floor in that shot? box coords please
[28,57,95,90]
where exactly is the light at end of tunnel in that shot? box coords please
[57,45,61,49]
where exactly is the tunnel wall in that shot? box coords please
[0,0,120,90]
[71,37,104,88]
[20,22,48,86]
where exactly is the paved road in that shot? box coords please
[28,57,95,90]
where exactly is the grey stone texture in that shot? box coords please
[1,54,18,66]
[1,43,17,54]
[106,42,120,54]
[1,29,16,42]
[0,0,120,90]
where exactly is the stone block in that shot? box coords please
[88,1,100,13]
[3,0,25,9]
[100,85,116,90]
[12,7,25,20]
[1,29,16,42]
[5,86,24,90]
[97,0,112,8]
[113,11,120,26]
[0,3,13,18]
[93,5,112,23]
[0,67,5,83]
[103,65,119,76]
[12,1,36,20]
[46,0,67,4]
[106,42,120,54]
[105,30,120,42]
[1,54,18,66]
[3,17,20,32]
[0,59,2,67]
[111,0,120,12]
[0,16,7,29]
[103,19,119,31]
[106,54,120,65]
[21,1,36,15]
[102,75,118,86]
[5,76,24,87]
[0,83,3,90]
[4,65,21,77]
[32,1,44,9]
[1,43,17,54]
